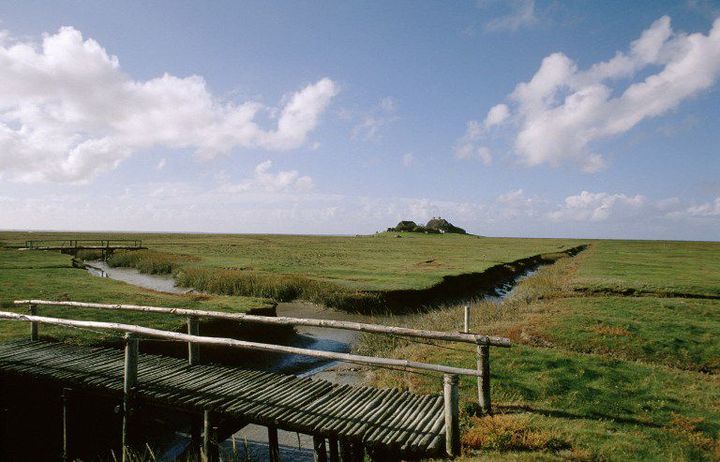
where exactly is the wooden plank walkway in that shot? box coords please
[0,340,446,457]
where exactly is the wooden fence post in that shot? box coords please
[187,316,200,366]
[28,304,38,341]
[463,305,470,333]
[122,333,138,462]
[477,344,491,414]
[444,374,460,457]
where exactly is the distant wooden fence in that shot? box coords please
[24,239,143,249]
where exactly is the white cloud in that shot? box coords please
[548,191,646,222]
[454,122,493,165]
[481,0,538,32]
[0,26,338,183]
[465,16,720,171]
[402,152,414,167]
[484,103,510,128]
[220,160,314,193]
[685,197,720,216]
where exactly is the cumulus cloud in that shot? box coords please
[220,160,314,193]
[0,26,338,183]
[463,16,720,171]
[548,191,646,222]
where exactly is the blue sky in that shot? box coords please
[0,0,719,239]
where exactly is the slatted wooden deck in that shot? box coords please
[0,340,446,457]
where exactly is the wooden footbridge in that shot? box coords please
[22,239,146,258]
[1,300,511,461]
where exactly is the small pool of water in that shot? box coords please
[86,260,187,294]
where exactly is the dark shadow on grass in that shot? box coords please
[498,404,663,429]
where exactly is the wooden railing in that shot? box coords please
[15,299,509,416]
[8,299,512,458]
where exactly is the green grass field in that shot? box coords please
[1,231,583,311]
[0,246,273,343]
[1,233,718,459]
[0,231,580,290]
[356,240,720,461]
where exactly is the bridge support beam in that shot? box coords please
[268,426,280,462]
[328,436,339,462]
[313,435,327,462]
[444,374,460,458]
[339,439,352,461]
[477,344,491,414]
[122,333,138,462]
[62,387,71,462]
[203,409,219,462]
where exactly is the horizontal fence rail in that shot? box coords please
[14,299,511,347]
[0,311,484,378]
[24,239,143,249]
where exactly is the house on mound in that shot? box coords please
[387,217,467,234]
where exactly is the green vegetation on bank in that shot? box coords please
[355,240,720,461]
[0,247,273,344]
[0,231,581,291]
[571,240,720,298]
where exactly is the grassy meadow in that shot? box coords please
[1,231,582,311]
[356,240,720,460]
[0,245,273,344]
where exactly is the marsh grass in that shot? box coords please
[174,266,381,311]
[107,249,199,274]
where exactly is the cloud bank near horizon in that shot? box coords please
[0,26,337,183]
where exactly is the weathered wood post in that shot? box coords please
[477,343,491,414]
[62,387,72,462]
[122,333,138,462]
[203,409,219,462]
[313,435,327,462]
[444,374,460,457]
[28,304,38,340]
[268,426,280,462]
[463,305,470,333]
[187,316,200,366]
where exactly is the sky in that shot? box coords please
[0,0,719,240]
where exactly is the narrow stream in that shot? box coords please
[85,260,535,377]
[84,260,538,461]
